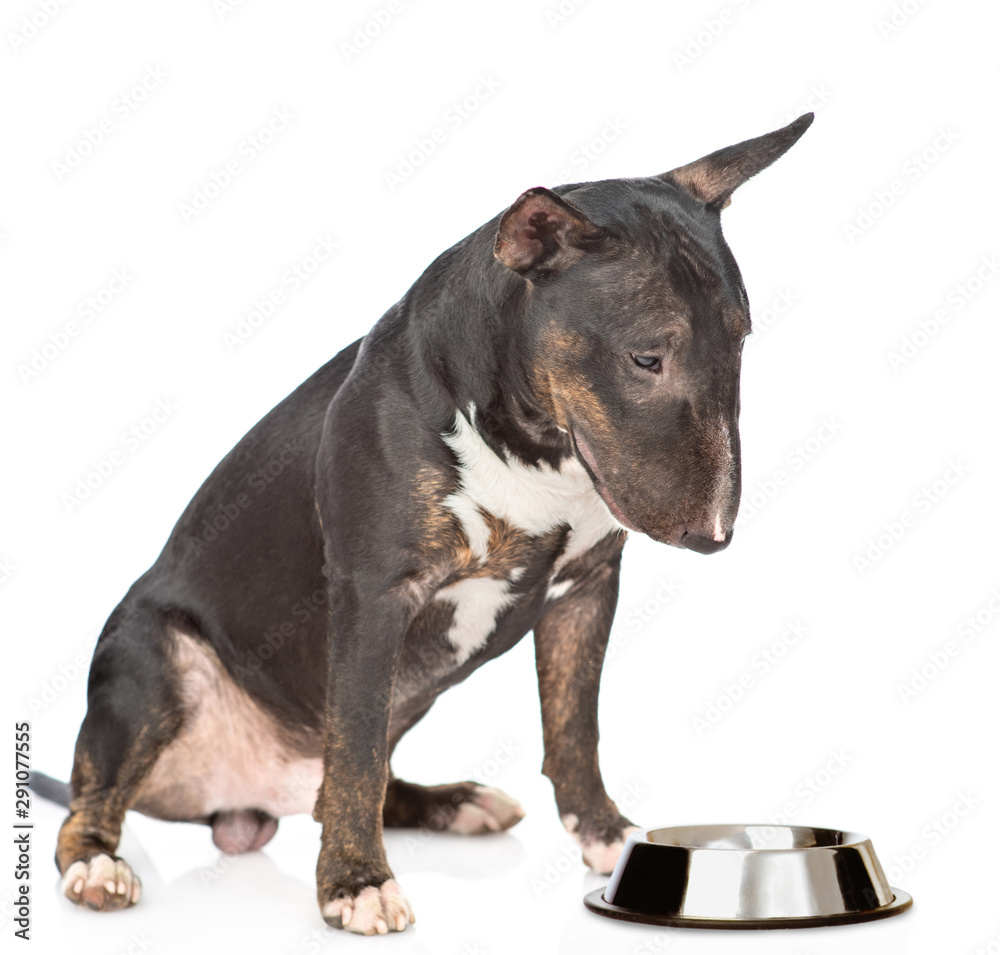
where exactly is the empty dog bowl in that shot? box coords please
[584,824,912,929]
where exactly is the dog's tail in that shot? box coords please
[29,771,72,807]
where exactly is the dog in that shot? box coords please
[45,113,813,934]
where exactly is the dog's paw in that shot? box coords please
[320,879,415,935]
[446,785,525,835]
[61,853,141,911]
[562,814,640,875]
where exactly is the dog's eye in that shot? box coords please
[632,355,661,371]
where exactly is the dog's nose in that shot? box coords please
[656,523,732,553]
[681,529,731,554]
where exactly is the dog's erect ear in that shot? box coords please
[660,113,814,210]
[494,187,606,275]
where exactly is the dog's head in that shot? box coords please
[493,115,813,552]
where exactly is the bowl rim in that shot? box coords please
[636,823,873,851]
[584,886,913,930]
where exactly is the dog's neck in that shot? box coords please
[403,226,573,470]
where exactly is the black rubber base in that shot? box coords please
[584,887,913,930]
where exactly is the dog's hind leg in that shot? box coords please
[382,703,525,835]
[56,601,182,911]
[383,778,524,834]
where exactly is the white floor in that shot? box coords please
[25,777,949,955]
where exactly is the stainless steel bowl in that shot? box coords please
[584,824,912,929]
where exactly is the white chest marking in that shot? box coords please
[546,578,575,601]
[435,575,520,664]
[436,407,622,657]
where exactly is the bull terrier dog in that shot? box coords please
[48,113,813,934]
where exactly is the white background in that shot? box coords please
[3,0,999,952]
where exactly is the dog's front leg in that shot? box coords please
[310,391,420,935]
[312,570,416,935]
[534,551,639,875]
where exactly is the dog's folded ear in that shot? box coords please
[494,187,606,276]
[660,112,814,211]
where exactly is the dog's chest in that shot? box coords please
[425,410,621,664]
